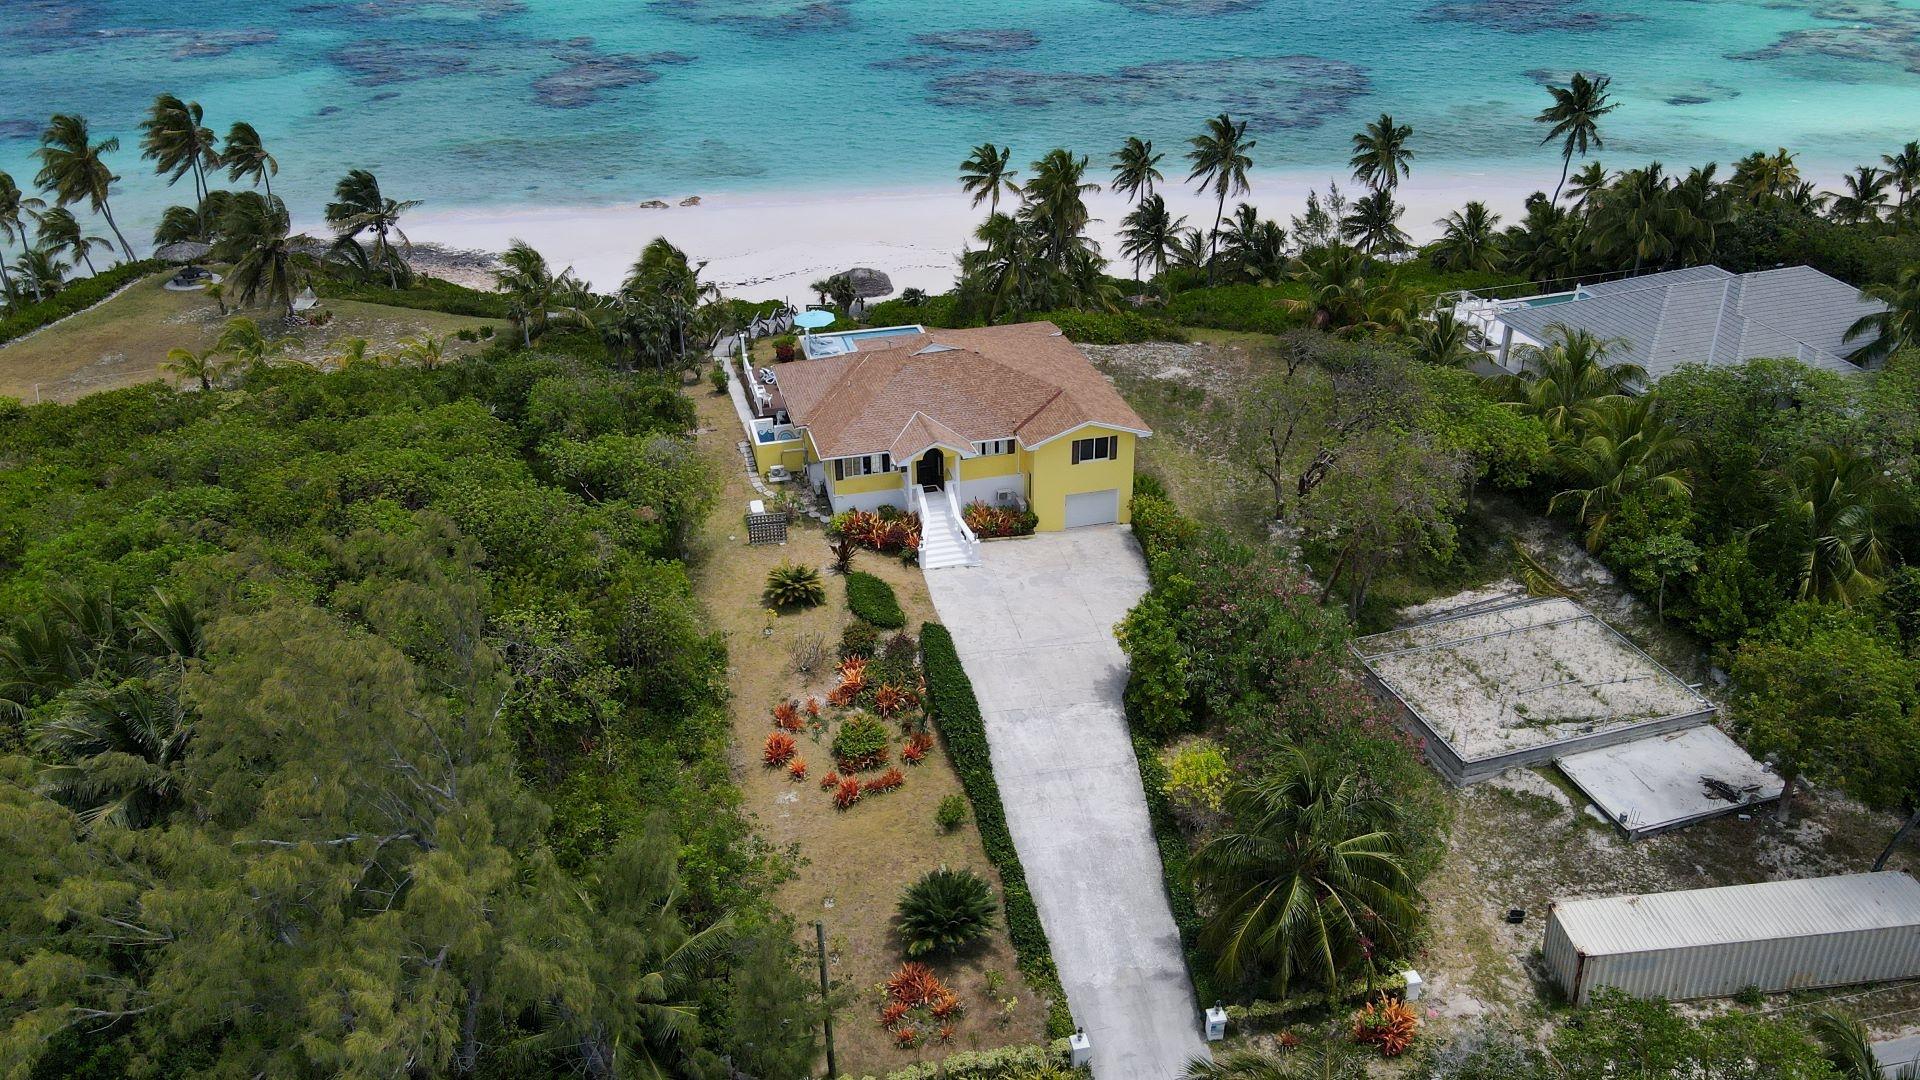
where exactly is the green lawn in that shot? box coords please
[0,271,499,403]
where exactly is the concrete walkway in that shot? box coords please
[924,527,1206,1080]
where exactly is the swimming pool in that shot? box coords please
[801,325,926,359]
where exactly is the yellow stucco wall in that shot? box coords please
[750,434,806,476]
[957,450,1020,480]
[1027,427,1138,531]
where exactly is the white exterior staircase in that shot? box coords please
[914,484,981,570]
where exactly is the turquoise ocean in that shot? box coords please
[5,0,1920,229]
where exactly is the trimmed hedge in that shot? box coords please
[920,622,1074,1039]
[1033,309,1183,345]
[0,260,165,346]
[850,1039,1078,1080]
[1134,734,1212,1003]
[313,273,510,319]
[845,570,906,628]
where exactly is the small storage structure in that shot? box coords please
[1544,873,1920,1005]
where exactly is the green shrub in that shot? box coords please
[830,713,890,771]
[921,623,1073,1038]
[936,793,968,832]
[845,1040,1074,1080]
[1128,493,1197,569]
[1034,309,1182,345]
[1134,734,1210,1001]
[0,260,165,346]
[845,570,905,628]
[764,561,826,608]
[897,867,998,957]
[1162,739,1231,813]
[708,364,728,394]
[839,619,880,660]
[1163,284,1306,334]
[313,272,510,318]
[1132,472,1168,501]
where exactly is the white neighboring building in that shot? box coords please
[1453,265,1888,382]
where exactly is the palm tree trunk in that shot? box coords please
[1208,191,1226,284]
[0,254,14,302]
[99,202,136,262]
[262,170,273,202]
[1552,152,1573,205]
[80,251,97,276]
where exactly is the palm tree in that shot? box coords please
[1501,193,1580,282]
[957,212,1046,322]
[1773,445,1901,603]
[1535,72,1617,204]
[325,168,420,288]
[1565,160,1611,213]
[1811,1010,1919,1080]
[33,680,192,830]
[1185,1045,1360,1080]
[1549,396,1694,550]
[626,236,719,357]
[494,239,585,347]
[1590,163,1679,274]
[1495,323,1644,439]
[1021,148,1101,270]
[959,143,1020,216]
[1430,201,1504,272]
[0,171,45,303]
[163,346,231,391]
[1110,136,1165,204]
[12,247,69,301]
[1730,147,1799,206]
[1187,113,1256,282]
[212,315,282,367]
[1405,310,1477,366]
[1191,750,1420,999]
[329,336,380,368]
[1348,113,1414,192]
[1119,193,1186,287]
[396,333,447,369]
[33,114,136,261]
[1827,166,1891,226]
[1216,203,1288,283]
[1340,189,1409,256]
[1847,265,1920,365]
[213,193,307,317]
[1668,162,1729,266]
[1282,244,1397,333]
[138,94,220,229]
[36,206,111,276]
[222,121,277,200]
[1885,141,1920,224]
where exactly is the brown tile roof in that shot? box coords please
[773,322,1150,460]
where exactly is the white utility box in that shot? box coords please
[1204,1004,1228,1041]
[1068,1029,1092,1068]
[748,499,765,515]
[1402,969,1425,1002]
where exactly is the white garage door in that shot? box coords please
[1063,489,1119,529]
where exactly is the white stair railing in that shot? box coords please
[943,483,979,563]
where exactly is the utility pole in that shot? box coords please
[815,920,836,1079]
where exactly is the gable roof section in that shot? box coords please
[1495,265,1885,382]
[773,322,1150,459]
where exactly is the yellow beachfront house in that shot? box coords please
[757,321,1151,539]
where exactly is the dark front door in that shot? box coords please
[914,453,945,490]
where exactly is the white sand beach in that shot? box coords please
[395,164,1567,302]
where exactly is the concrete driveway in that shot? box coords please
[925,527,1206,1080]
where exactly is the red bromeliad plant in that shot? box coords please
[862,767,905,794]
[763,732,796,767]
[788,757,808,781]
[826,682,859,708]
[884,963,947,1008]
[894,1028,918,1048]
[901,740,926,765]
[819,769,840,791]
[872,683,909,717]
[805,696,822,718]
[1352,997,1419,1057]
[836,656,868,686]
[833,776,863,809]
[937,1024,956,1043]
[929,991,963,1020]
[879,1001,911,1028]
[773,700,803,731]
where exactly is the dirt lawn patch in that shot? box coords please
[685,385,1048,1076]
[0,271,497,403]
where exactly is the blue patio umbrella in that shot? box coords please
[794,309,836,335]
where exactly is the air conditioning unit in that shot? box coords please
[995,489,1016,506]
[767,465,791,483]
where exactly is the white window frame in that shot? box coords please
[973,439,1015,457]
[1071,435,1118,464]
[832,453,892,481]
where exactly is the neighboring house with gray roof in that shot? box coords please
[1453,265,1888,384]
